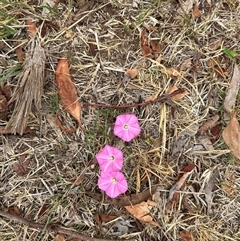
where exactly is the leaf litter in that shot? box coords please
[1,1,240,241]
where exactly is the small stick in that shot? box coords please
[82,89,185,109]
[0,210,134,241]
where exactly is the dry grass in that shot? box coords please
[1,0,240,240]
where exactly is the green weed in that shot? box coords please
[222,46,237,60]
[0,63,22,83]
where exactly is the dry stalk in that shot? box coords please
[5,36,45,134]
[0,210,134,241]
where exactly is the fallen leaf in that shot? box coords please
[73,174,85,186]
[222,112,240,159]
[55,58,82,129]
[168,86,189,100]
[54,234,65,241]
[168,164,195,202]
[125,200,159,227]
[98,213,118,222]
[142,45,154,58]
[14,43,25,62]
[197,115,220,135]
[8,206,21,216]
[180,58,192,71]
[192,4,201,18]
[168,173,190,202]
[12,157,30,176]
[150,40,161,52]
[180,230,194,241]
[38,204,49,217]
[165,67,180,79]
[26,19,37,37]
[125,69,138,79]
[202,167,219,214]
[0,92,8,120]
[141,31,149,46]
[223,63,240,113]
[145,94,157,102]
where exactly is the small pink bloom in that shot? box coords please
[98,171,128,198]
[114,114,141,142]
[96,145,123,172]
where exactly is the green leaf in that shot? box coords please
[223,47,237,60]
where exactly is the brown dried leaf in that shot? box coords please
[99,213,118,222]
[12,158,30,176]
[142,45,154,58]
[54,234,65,241]
[150,40,161,52]
[168,164,195,202]
[192,4,201,18]
[26,19,37,37]
[165,67,180,79]
[168,86,189,100]
[38,204,49,217]
[14,43,25,62]
[73,174,85,186]
[125,69,138,79]
[180,230,194,241]
[222,112,240,159]
[125,200,159,227]
[197,115,220,135]
[8,206,21,216]
[140,31,149,46]
[224,64,240,113]
[55,59,82,129]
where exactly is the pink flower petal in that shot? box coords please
[98,171,128,198]
[96,145,123,172]
[113,114,141,142]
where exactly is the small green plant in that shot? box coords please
[47,93,59,113]
[222,46,237,60]
[0,63,22,83]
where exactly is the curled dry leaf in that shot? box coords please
[222,112,240,159]
[26,19,37,37]
[55,58,83,130]
[180,230,194,241]
[192,4,201,18]
[125,69,138,79]
[150,40,161,52]
[12,158,30,176]
[125,200,159,227]
[168,86,189,100]
[54,234,65,241]
[165,67,180,79]
[197,114,220,135]
[223,63,240,113]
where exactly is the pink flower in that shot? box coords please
[96,145,123,172]
[98,171,128,198]
[113,114,141,142]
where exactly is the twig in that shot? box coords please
[0,210,134,241]
[82,89,185,109]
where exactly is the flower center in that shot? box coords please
[111,177,117,183]
[123,124,129,130]
[109,155,114,161]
